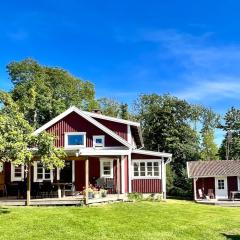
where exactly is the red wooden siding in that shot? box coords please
[227,176,238,197]
[132,179,162,193]
[74,157,119,192]
[46,112,124,147]
[131,153,162,159]
[93,118,128,141]
[196,177,215,198]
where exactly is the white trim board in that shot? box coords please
[33,106,133,149]
[132,149,172,158]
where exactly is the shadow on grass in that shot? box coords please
[222,234,240,240]
[0,207,10,214]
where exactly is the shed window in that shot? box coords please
[11,164,24,182]
[34,162,53,182]
[218,179,225,190]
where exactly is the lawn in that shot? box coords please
[0,200,240,240]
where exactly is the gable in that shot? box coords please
[46,112,125,148]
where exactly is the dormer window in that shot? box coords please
[65,132,86,149]
[93,135,105,147]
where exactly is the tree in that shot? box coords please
[97,97,121,117]
[134,94,200,195]
[7,58,98,128]
[119,103,129,120]
[0,91,66,205]
[219,107,240,160]
[200,108,219,160]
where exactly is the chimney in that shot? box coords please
[92,109,102,114]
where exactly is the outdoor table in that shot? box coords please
[52,182,72,198]
[230,191,240,201]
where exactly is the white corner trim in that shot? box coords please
[100,158,114,178]
[121,156,125,194]
[11,163,24,182]
[128,154,132,193]
[33,106,133,149]
[132,149,172,158]
[127,125,131,144]
[72,160,75,183]
[64,132,86,149]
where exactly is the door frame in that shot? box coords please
[215,177,228,199]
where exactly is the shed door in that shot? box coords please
[215,177,228,199]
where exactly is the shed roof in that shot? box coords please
[187,160,240,178]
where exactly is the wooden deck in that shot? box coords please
[196,199,240,207]
[0,194,128,206]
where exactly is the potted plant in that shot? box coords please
[83,187,94,199]
[100,189,107,197]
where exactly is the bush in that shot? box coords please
[168,187,192,199]
[128,192,143,201]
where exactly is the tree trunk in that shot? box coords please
[26,163,31,206]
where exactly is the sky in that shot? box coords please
[1,0,240,144]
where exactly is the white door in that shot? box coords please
[215,177,228,199]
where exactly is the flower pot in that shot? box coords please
[88,192,94,199]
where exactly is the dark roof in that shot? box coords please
[187,160,240,178]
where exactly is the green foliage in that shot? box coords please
[134,94,200,178]
[7,58,98,128]
[218,107,240,160]
[127,192,143,201]
[0,91,65,168]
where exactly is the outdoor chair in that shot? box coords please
[207,189,215,199]
[0,184,7,197]
[96,177,106,189]
[63,183,76,196]
[105,179,114,194]
[198,189,204,199]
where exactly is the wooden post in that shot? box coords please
[85,158,89,205]
[26,163,31,206]
[117,157,120,199]
[193,178,197,201]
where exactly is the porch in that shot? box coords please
[196,199,240,207]
[0,194,128,206]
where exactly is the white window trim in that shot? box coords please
[100,158,113,178]
[64,132,86,149]
[33,161,53,183]
[238,176,240,191]
[93,135,105,148]
[132,159,162,179]
[11,163,24,182]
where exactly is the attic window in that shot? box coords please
[65,132,86,148]
[93,135,105,147]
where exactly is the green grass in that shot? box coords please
[0,200,240,240]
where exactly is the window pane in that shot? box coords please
[147,162,152,176]
[140,162,145,176]
[68,135,84,145]
[96,138,103,144]
[103,161,111,175]
[14,166,22,178]
[154,162,159,176]
[133,162,139,176]
[218,180,224,189]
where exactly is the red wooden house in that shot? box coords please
[187,160,240,200]
[0,106,172,199]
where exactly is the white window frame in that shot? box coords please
[11,163,24,182]
[64,132,86,149]
[33,161,53,183]
[238,176,240,191]
[100,158,113,178]
[132,159,162,179]
[93,135,105,147]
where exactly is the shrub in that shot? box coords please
[128,192,143,201]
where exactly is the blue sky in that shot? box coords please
[1,1,240,144]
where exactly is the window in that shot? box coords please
[11,164,24,182]
[218,179,225,190]
[132,160,161,179]
[64,132,86,148]
[100,159,113,178]
[34,162,53,182]
[93,135,105,147]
